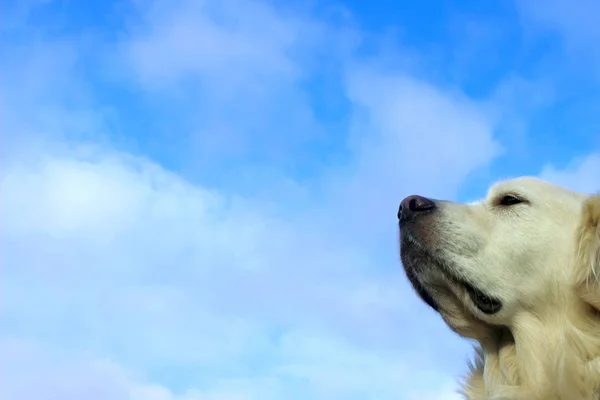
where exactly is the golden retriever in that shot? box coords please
[398,177,600,400]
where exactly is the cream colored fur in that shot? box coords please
[400,177,600,399]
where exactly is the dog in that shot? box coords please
[398,177,600,400]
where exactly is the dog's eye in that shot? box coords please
[499,195,523,206]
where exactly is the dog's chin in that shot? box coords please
[400,234,503,316]
[405,269,440,312]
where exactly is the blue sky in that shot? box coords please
[1,0,599,399]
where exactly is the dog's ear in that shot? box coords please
[576,194,600,310]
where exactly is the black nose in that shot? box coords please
[398,195,436,221]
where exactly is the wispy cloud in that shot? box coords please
[541,153,600,193]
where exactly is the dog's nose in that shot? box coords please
[398,195,436,221]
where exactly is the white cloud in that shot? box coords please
[113,0,352,167]
[319,67,502,246]
[518,0,600,42]
[0,0,511,399]
[508,0,600,194]
[1,142,472,399]
[517,0,600,78]
[344,68,501,194]
[0,335,462,400]
[540,153,600,193]
[123,0,307,88]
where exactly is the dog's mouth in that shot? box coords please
[461,279,503,315]
[422,273,503,315]
[400,234,503,315]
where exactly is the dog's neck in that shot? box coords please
[462,300,600,400]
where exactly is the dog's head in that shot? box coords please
[398,177,600,397]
